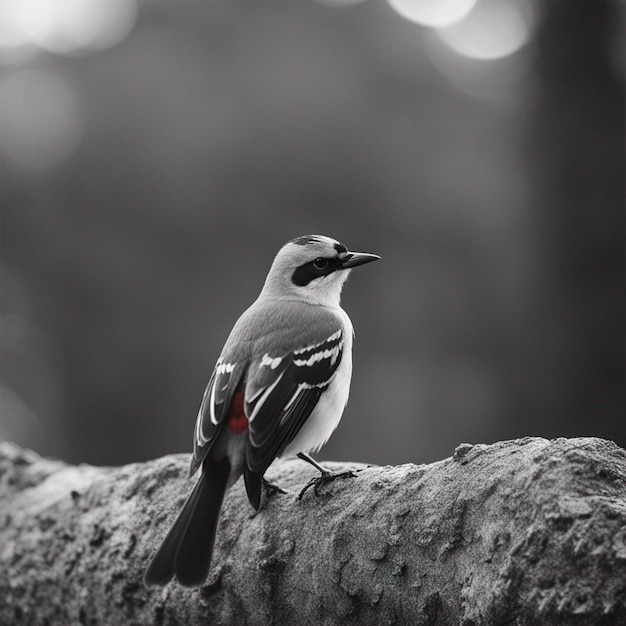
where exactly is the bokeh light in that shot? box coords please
[424,28,531,102]
[436,0,533,60]
[0,0,623,471]
[387,0,477,28]
[0,70,84,169]
[0,0,137,56]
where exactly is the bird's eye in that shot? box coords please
[313,258,328,270]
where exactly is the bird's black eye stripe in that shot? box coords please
[292,257,342,286]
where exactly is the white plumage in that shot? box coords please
[282,309,353,456]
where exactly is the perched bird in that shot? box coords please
[144,235,379,587]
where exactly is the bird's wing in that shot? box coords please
[244,327,345,476]
[190,358,247,476]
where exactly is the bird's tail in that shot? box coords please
[144,457,230,587]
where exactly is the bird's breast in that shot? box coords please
[280,312,354,456]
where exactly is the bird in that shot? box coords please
[144,234,379,587]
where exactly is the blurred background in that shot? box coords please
[1,0,624,468]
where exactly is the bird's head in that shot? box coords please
[260,235,380,307]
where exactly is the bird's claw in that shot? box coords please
[297,469,358,500]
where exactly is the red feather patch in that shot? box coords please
[226,389,248,434]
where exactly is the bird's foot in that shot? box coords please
[297,468,358,500]
[263,478,289,498]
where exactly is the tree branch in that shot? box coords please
[1,437,625,625]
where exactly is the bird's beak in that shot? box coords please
[341,252,381,268]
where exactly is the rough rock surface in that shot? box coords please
[1,437,625,625]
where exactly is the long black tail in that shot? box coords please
[144,458,230,587]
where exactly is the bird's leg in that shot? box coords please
[262,477,289,497]
[297,452,358,499]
